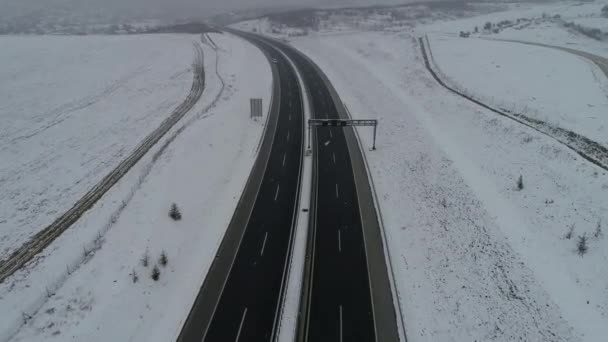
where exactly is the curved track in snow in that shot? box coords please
[420,36,608,172]
[0,44,205,284]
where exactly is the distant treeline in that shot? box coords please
[145,22,219,34]
[267,9,319,28]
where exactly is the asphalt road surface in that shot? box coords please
[282,44,375,342]
[272,40,401,341]
[178,34,304,341]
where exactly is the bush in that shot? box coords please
[602,5,608,18]
[169,203,182,221]
[131,270,139,283]
[594,220,602,239]
[577,234,588,256]
[159,251,168,267]
[151,265,160,281]
[516,175,524,191]
[484,21,492,30]
[565,224,574,239]
[141,251,149,267]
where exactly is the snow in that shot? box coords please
[571,17,608,31]
[0,34,195,260]
[291,29,608,341]
[417,1,608,57]
[427,33,608,146]
[0,32,272,342]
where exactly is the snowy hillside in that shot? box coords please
[0,32,272,341]
[427,33,608,146]
[0,34,195,260]
[292,29,608,341]
[228,0,608,339]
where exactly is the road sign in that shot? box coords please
[308,118,378,150]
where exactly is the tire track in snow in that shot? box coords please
[420,36,608,172]
[0,43,205,284]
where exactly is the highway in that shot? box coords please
[178,33,304,341]
[269,39,401,341]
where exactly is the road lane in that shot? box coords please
[178,34,304,342]
[269,37,402,342]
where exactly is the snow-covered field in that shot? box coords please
[0,34,195,260]
[2,0,607,340]
[571,17,608,31]
[418,1,608,57]
[427,33,608,146]
[290,18,608,342]
[0,32,272,341]
[228,1,608,340]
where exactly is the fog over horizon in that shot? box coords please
[0,0,423,22]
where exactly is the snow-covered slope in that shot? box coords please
[427,33,608,146]
[292,30,607,341]
[0,34,195,260]
[0,32,272,342]
[418,1,608,57]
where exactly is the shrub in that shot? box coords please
[141,251,149,267]
[594,220,602,239]
[516,175,524,191]
[577,234,588,256]
[169,203,182,221]
[131,270,139,283]
[159,251,168,267]
[484,21,492,30]
[602,5,608,18]
[151,265,160,281]
[565,224,575,239]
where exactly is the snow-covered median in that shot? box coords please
[292,31,607,341]
[1,32,272,342]
[427,33,608,146]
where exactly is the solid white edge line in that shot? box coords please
[339,305,343,342]
[283,153,287,167]
[344,103,408,341]
[335,183,339,199]
[338,230,341,253]
[333,152,336,164]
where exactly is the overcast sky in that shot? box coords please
[0,0,413,21]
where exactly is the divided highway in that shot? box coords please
[268,39,402,341]
[178,33,304,341]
